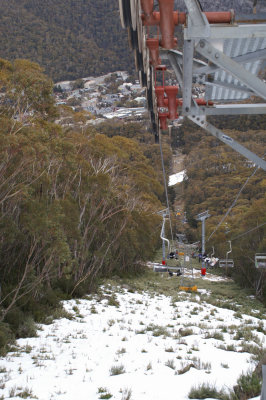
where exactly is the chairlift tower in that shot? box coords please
[196,210,211,275]
[119,0,266,170]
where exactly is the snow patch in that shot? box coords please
[169,170,186,186]
[0,285,264,400]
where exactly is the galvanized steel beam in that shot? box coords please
[189,115,266,171]
[184,0,210,38]
[196,40,266,99]
[185,24,266,40]
[193,48,266,76]
[167,52,183,89]
[189,104,266,116]
[182,40,195,114]
[205,81,253,95]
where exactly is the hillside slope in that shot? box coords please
[0,272,265,400]
[0,1,265,81]
[0,0,133,81]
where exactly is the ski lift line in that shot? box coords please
[159,130,173,242]
[209,221,266,251]
[230,222,266,242]
[207,156,265,243]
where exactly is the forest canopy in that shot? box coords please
[0,0,133,81]
[172,118,266,300]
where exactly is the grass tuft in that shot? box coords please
[165,359,175,370]
[179,327,194,337]
[121,388,132,400]
[188,383,229,399]
[109,364,125,376]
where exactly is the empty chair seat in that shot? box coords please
[219,259,234,268]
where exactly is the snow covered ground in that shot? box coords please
[0,280,265,400]
[104,107,146,119]
[169,170,186,186]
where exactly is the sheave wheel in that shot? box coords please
[128,26,139,50]
[134,49,144,72]
[119,0,126,28]
[130,0,137,30]
[120,0,132,28]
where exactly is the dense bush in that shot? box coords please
[231,370,262,400]
[0,58,163,349]
[0,323,14,355]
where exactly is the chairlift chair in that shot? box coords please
[153,264,168,272]
[179,243,197,292]
[219,259,234,268]
[219,241,234,268]
[255,253,266,269]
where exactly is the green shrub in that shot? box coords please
[179,327,194,337]
[152,325,170,337]
[145,323,170,337]
[256,321,266,334]
[98,388,108,393]
[99,394,112,399]
[240,343,261,356]
[165,346,174,352]
[17,387,35,398]
[135,328,146,334]
[41,288,65,307]
[232,370,261,399]
[90,305,98,314]
[0,322,14,355]
[107,295,120,307]
[116,348,126,355]
[188,383,229,399]
[20,289,65,322]
[234,327,255,341]
[51,307,73,321]
[225,344,237,352]
[16,316,38,338]
[205,331,224,341]
[97,387,113,399]
[4,308,24,331]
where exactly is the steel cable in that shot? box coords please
[207,154,265,243]
[231,222,266,242]
[159,130,174,242]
